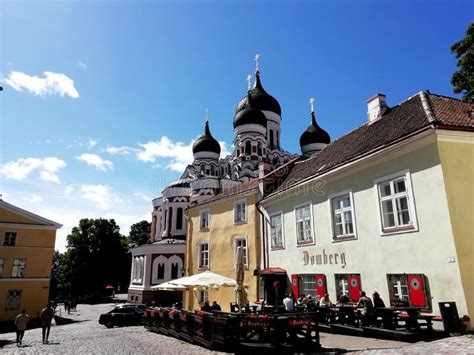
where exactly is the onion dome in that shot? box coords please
[192,121,221,155]
[300,111,330,147]
[233,92,268,128]
[235,71,281,115]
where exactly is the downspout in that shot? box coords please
[256,202,267,269]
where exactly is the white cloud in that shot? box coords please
[78,60,88,69]
[105,145,139,156]
[22,194,43,204]
[70,184,124,210]
[133,192,152,202]
[0,157,66,183]
[4,71,79,98]
[76,153,113,172]
[106,137,231,173]
[87,139,97,148]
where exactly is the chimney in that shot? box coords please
[367,94,388,123]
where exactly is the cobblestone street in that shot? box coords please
[0,301,472,354]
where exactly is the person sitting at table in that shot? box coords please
[296,296,305,306]
[319,293,333,307]
[210,301,221,311]
[200,301,212,313]
[356,291,375,326]
[283,294,295,312]
[338,294,351,305]
[372,291,386,309]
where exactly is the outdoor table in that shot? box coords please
[333,305,357,325]
[378,307,424,330]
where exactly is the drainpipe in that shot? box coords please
[256,202,267,270]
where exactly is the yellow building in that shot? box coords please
[185,180,261,312]
[0,199,61,321]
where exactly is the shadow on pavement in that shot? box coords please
[0,339,14,349]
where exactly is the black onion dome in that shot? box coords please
[233,93,268,128]
[300,112,331,147]
[235,71,281,115]
[192,121,221,155]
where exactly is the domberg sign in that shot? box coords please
[302,249,347,268]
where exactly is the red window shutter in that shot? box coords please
[348,274,361,302]
[407,274,426,307]
[315,274,327,297]
[291,274,299,299]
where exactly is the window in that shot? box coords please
[270,213,284,248]
[157,263,165,279]
[335,274,361,302]
[200,209,209,230]
[11,259,26,278]
[269,129,274,147]
[198,290,208,304]
[132,256,144,284]
[376,172,417,232]
[199,242,209,269]
[295,204,313,244]
[330,192,356,240]
[387,274,430,308]
[0,258,3,277]
[171,263,179,279]
[245,141,251,155]
[168,208,173,232]
[3,232,17,246]
[234,201,247,223]
[6,290,22,310]
[176,208,183,230]
[299,275,317,298]
[234,237,248,267]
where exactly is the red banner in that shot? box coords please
[291,274,299,299]
[315,274,326,297]
[348,274,361,302]
[407,274,426,307]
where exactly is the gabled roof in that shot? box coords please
[270,92,474,196]
[0,199,62,229]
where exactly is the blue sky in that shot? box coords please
[0,0,471,251]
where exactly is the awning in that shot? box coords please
[260,267,287,275]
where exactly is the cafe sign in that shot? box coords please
[302,249,347,268]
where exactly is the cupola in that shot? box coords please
[233,92,268,128]
[192,120,221,160]
[300,98,330,156]
[235,71,281,116]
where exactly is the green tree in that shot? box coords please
[61,218,131,300]
[451,23,474,102]
[128,220,151,246]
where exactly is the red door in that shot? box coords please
[291,274,299,299]
[348,274,361,301]
[315,274,327,297]
[407,274,426,307]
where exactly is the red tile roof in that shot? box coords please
[270,92,473,196]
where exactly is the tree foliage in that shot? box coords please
[451,23,474,102]
[50,218,131,301]
[127,220,151,246]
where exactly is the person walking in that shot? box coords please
[14,309,29,346]
[40,303,55,344]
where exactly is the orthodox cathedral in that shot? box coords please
[128,57,331,303]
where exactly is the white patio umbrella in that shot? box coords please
[151,281,187,291]
[170,270,237,288]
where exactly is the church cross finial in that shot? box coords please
[309,97,315,113]
[205,108,209,123]
[254,53,261,72]
[246,74,252,90]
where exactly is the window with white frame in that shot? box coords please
[6,290,22,310]
[331,192,356,240]
[234,237,248,267]
[295,204,313,243]
[270,213,284,248]
[335,274,349,299]
[376,172,416,231]
[11,259,26,278]
[200,210,210,230]
[0,258,4,277]
[299,275,317,298]
[234,201,247,223]
[198,290,208,304]
[3,232,17,247]
[387,274,409,304]
[132,256,144,284]
[199,242,209,269]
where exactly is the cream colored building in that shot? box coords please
[260,92,473,329]
[0,199,61,321]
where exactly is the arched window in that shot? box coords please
[257,142,262,156]
[168,208,173,233]
[245,141,251,155]
[269,129,274,147]
[176,207,183,230]
[171,263,179,279]
[157,263,165,279]
[276,131,279,147]
[210,166,214,175]
[201,164,205,173]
